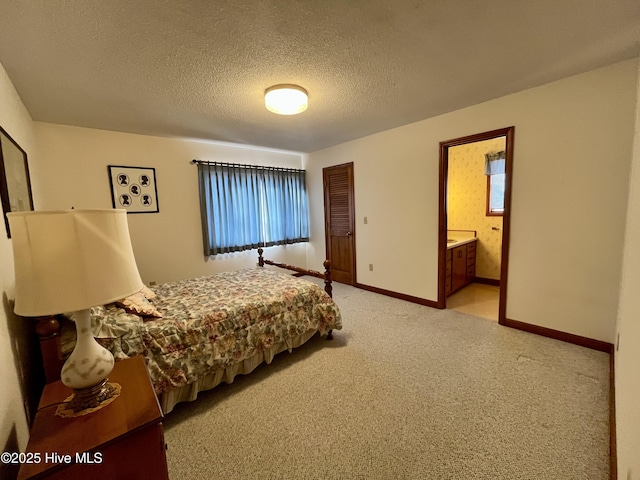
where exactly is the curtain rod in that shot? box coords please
[191,159,304,173]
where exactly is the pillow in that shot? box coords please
[92,304,144,337]
[60,305,146,359]
[140,284,157,300]
[117,291,162,318]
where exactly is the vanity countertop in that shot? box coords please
[446,237,477,249]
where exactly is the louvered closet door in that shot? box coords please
[323,163,356,285]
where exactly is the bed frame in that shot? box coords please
[257,248,333,299]
[35,250,334,384]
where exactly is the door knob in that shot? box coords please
[346,231,353,236]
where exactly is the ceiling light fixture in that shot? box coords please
[265,84,308,115]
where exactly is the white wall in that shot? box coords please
[0,62,38,471]
[306,58,638,344]
[615,58,640,480]
[34,124,307,284]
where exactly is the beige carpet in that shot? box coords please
[163,280,610,479]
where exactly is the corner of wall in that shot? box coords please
[0,59,38,458]
[614,54,640,480]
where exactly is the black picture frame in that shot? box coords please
[0,126,34,238]
[108,165,159,213]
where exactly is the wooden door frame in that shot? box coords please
[323,162,357,285]
[437,126,515,325]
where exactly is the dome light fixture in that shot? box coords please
[265,84,308,115]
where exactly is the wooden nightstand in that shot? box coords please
[18,355,168,480]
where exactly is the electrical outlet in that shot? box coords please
[369,264,373,271]
[364,216,368,224]
[149,281,157,286]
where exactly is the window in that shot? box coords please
[196,161,309,256]
[487,173,505,215]
[485,150,506,216]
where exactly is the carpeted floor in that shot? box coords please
[163,280,610,479]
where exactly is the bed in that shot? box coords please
[35,250,343,413]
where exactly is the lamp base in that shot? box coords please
[56,379,121,418]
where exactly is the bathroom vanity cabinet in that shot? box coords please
[446,239,477,296]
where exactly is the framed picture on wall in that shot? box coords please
[108,165,159,213]
[0,125,34,237]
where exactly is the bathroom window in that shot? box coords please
[485,150,506,216]
[486,173,505,216]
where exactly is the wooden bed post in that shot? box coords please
[257,248,264,267]
[323,260,332,298]
[323,259,334,341]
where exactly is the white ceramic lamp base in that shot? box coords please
[60,309,118,413]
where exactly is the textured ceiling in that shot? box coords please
[0,1,639,153]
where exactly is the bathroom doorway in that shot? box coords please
[437,127,515,325]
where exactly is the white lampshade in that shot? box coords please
[8,209,144,316]
[265,84,308,115]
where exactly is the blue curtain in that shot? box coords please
[198,163,263,255]
[262,169,309,246]
[197,162,309,255]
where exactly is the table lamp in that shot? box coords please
[8,209,143,415]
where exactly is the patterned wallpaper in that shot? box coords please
[448,137,506,280]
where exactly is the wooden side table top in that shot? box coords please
[18,355,163,479]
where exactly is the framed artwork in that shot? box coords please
[108,165,159,213]
[0,125,34,238]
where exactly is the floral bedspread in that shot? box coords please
[83,268,342,396]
